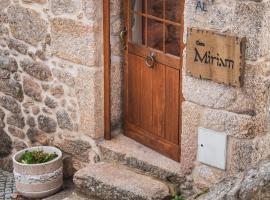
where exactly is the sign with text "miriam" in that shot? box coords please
[186,28,246,87]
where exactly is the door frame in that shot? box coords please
[123,0,185,161]
[103,0,186,155]
[103,0,111,140]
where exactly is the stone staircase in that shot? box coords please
[73,134,193,200]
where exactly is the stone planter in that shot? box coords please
[12,146,63,199]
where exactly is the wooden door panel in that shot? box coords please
[127,54,141,126]
[165,67,180,144]
[127,53,180,156]
[152,63,165,137]
[126,122,180,161]
[140,58,153,132]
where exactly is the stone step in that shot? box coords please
[99,133,186,185]
[42,178,98,200]
[73,162,171,200]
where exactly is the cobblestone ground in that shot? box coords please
[0,170,16,200]
[0,172,97,200]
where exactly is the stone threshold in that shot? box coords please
[99,131,186,185]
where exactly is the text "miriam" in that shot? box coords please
[194,48,235,69]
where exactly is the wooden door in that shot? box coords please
[124,0,184,161]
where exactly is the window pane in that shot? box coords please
[147,19,163,51]
[131,13,146,45]
[165,24,180,56]
[131,0,145,13]
[165,0,181,23]
[147,0,163,19]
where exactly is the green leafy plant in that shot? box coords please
[19,150,58,164]
[172,195,185,200]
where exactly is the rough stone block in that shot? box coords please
[20,58,52,81]
[52,68,75,87]
[51,0,80,15]
[183,75,254,115]
[201,109,255,138]
[198,157,270,200]
[13,139,27,151]
[252,134,270,164]
[192,163,226,191]
[184,0,235,38]
[7,39,28,55]
[0,129,12,157]
[37,115,57,133]
[0,156,13,172]
[0,56,18,72]
[0,24,8,36]
[181,101,203,174]
[6,114,25,129]
[111,61,123,129]
[44,96,58,109]
[56,110,73,131]
[26,116,36,127]
[0,0,11,11]
[50,85,64,98]
[0,108,5,120]
[110,0,122,17]
[82,0,102,20]
[227,137,253,174]
[53,135,92,162]
[232,1,268,61]
[23,77,43,102]
[8,126,25,139]
[26,127,49,145]
[7,5,48,46]
[74,162,170,200]
[75,66,103,138]
[0,95,21,114]
[51,18,98,67]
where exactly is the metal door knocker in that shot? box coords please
[145,53,156,68]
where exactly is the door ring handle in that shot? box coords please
[145,53,156,68]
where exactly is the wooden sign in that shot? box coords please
[186,28,246,87]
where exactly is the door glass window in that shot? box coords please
[129,0,182,57]
[131,0,145,13]
[147,19,163,51]
[165,24,180,56]
[131,13,146,45]
[165,0,181,23]
[147,0,163,18]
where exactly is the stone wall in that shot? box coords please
[0,0,104,173]
[182,0,270,190]
[107,0,270,192]
[1,0,270,193]
[198,155,270,200]
[110,0,124,130]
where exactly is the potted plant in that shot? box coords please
[12,146,63,199]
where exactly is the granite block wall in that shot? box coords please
[182,0,270,190]
[0,0,105,174]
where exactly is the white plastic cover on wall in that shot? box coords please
[197,127,228,170]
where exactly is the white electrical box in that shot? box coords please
[197,127,227,170]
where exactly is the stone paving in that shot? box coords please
[0,169,16,200]
[0,170,97,200]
